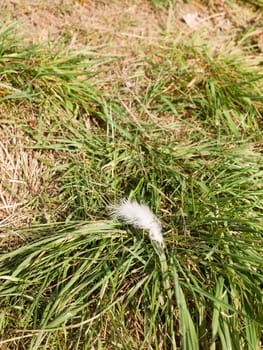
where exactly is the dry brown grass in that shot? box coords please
[3,0,259,51]
[0,122,44,227]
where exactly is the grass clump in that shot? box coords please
[0,10,263,350]
[0,23,105,125]
[141,43,263,139]
[1,118,263,349]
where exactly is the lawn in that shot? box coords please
[0,1,262,349]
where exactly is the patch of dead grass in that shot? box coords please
[0,123,45,227]
[0,104,59,231]
[1,0,163,48]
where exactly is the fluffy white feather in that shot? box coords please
[109,199,164,246]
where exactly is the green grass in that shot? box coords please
[0,4,263,349]
[0,23,106,120]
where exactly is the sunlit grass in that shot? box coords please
[0,6,263,349]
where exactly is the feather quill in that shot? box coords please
[109,199,164,246]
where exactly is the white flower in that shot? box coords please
[109,199,164,247]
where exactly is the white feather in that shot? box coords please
[109,199,164,246]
